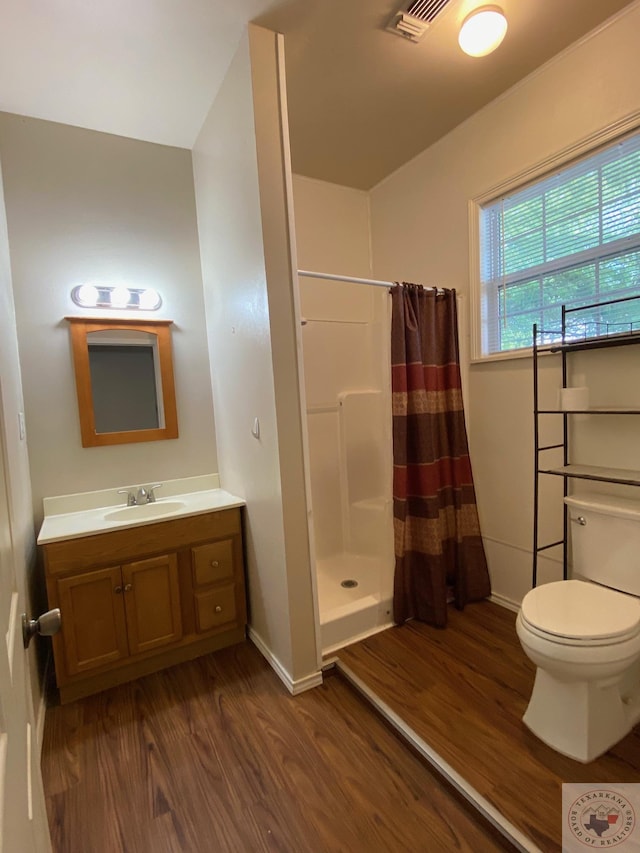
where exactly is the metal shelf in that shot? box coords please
[532,295,640,587]
[549,331,640,353]
[537,408,640,415]
[538,464,640,487]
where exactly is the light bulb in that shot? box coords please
[76,284,99,307]
[458,6,507,57]
[109,285,131,308]
[138,288,161,310]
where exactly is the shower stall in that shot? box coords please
[300,273,395,654]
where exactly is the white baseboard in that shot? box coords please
[489,593,521,613]
[248,627,323,695]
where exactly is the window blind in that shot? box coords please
[479,132,640,355]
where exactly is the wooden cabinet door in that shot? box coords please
[57,566,129,676]
[122,553,182,655]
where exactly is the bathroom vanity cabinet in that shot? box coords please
[42,507,246,703]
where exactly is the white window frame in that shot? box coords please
[469,110,640,363]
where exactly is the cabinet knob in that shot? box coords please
[124,583,133,592]
[211,560,219,568]
[114,586,123,594]
[214,605,223,613]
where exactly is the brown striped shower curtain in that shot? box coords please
[391,283,490,628]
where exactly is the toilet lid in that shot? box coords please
[521,580,640,642]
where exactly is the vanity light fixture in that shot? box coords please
[71,284,162,311]
[458,5,507,57]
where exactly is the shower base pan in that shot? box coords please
[316,553,393,654]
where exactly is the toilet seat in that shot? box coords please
[520,579,640,646]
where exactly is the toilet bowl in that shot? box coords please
[517,579,640,762]
[517,493,640,762]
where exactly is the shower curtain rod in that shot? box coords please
[297,269,443,292]
[298,269,393,288]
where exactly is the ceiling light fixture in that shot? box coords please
[71,284,162,311]
[458,6,507,57]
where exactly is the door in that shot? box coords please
[0,388,51,850]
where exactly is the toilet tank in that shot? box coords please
[565,493,640,596]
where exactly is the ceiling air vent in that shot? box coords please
[386,0,452,43]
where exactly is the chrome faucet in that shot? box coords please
[117,488,137,507]
[117,483,163,506]
[144,484,162,503]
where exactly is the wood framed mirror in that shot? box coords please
[66,317,179,447]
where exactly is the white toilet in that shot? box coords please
[516,493,640,763]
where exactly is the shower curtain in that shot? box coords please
[391,283,490,628]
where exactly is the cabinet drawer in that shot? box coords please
[194,584,237,633]
[192,539,235,587]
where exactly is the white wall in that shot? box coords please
[0,113,218,523]
[249,26,319,684]
[192,27,319,690]
[369,4,640,606]
[293,175,372,294]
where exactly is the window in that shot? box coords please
[477,131,640,357]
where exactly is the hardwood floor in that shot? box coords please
[41,640,514,852]
[338,601,640,853]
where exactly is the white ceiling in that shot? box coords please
[0,0,282,149]
[0,0,636,189]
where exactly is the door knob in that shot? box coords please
[22,608,62,649]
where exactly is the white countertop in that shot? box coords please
[37,474,245,545]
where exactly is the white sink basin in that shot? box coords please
[104,500,186,522]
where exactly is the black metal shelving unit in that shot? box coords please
[532,294,640,587]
